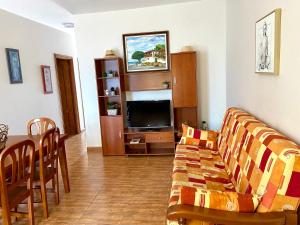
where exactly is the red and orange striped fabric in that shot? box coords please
[180,124,219,150]
[168,108,300,225]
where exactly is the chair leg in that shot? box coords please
[1,206,12,225]
[14,206,18,221]
[55,168,60,205]
[28,192,35,225]
[40,181,49,218]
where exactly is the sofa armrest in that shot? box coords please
[167,204,288,225]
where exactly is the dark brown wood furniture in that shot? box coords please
[167,204,297,225]
[0,140,35,225]
[124,128,175,155]
[27,117,56,135]
[33,128,60,218]
[5,134,70,194]
[171,51,198,143]
[95,57,125,155]
[95,52,198,156]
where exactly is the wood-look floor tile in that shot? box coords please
[5,132,173,225]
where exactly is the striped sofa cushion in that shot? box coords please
[169,144,235,208]
[217,108,300,212]
[180,186,260,212]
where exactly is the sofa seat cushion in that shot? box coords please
[169,144,236,207]
[180,186,261,212]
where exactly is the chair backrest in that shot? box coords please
[217,108,300,212]
[27,117,56,135]
[39,127,60,170]
[0,140,35,201]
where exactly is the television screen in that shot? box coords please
[127,100,171,128]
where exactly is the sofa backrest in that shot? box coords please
[217,108,300,212]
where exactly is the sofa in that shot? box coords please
[167,108,300,225]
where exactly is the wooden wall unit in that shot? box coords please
[95,52,198,156]
[171,51,198,137]
[95,57,125,156]
[172,51,197,108]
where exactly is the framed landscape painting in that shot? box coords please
[41,65,53,94]
[123,31,169,73]
[255,9,281,75]
[6,48,23,84]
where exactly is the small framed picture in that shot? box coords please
[255,9,281,75]
[6,48,23,84]
[41,65,53,94]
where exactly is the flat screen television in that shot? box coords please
[127,100,171,129]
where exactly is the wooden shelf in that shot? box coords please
[97,76,120,80]
[124,71,171,92]
[98,95,121,98]
[124,127,174,134]
[125,88,171,92]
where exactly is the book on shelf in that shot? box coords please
[130,138,141,144]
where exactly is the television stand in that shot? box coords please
[124,127,175,156]
[136,127,165,132]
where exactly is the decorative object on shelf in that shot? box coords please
[110,87,115,96]
[202,121,208,130]
[115,87,120,95]
[162,81,170,89]
[123,31,170,73]
[6,48,23,84]
[102,71,107,77]
[105,49,117,58]
[113,71,118,77]
[130,138,141,144]
[181,46,194,52]
[107,70,114,78]
[0,124,8,150]
[41,65,53,94]
[107,102,119,116]
[105,89,109,96]
[255,8,281,75]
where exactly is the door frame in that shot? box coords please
[54,53,81,134]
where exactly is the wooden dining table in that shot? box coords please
[4,134,71,193]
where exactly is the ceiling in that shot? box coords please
[52,0,202,14]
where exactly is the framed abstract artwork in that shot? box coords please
[255,9,281,75]
[122,31,170,73]
[6,48,23,84]
[41,65,53,94]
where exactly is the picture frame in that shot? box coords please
[122,31,170,73]
[6,48,23,84]
[41,65,53,94]
[255,8,281,75]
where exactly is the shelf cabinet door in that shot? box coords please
[100,116,124,155]
[171,52,197,108]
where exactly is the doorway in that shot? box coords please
[54,54,80,135]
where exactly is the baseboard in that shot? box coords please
[87,146,102,151]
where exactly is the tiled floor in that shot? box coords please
[12,132,173,225]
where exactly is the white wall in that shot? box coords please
[0,9,85,135]
[75,0,227,147]
[227,0,300,143]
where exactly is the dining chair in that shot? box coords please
[34,127,60,218]
[0,140,35,225]
[27,118,56,136]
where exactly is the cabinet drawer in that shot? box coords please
[145,132,174,143]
